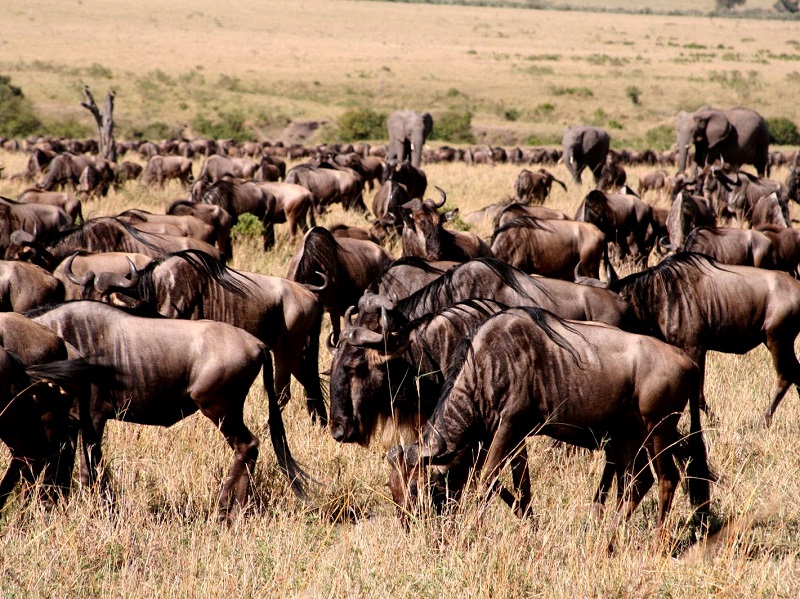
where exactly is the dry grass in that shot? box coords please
[2,0,800,145]
[1,152,800,596]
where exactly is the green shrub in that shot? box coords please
[430,110,474,144]
[0,75,42,137]
[766,117,800,145]
[231,213,265,240]
[337,108,386,142]
[503,108,520,122]
[626,85,642,105]
[644,124,675,151]
[191,109,252,142]
[44,115,92,139]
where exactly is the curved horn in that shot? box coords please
[573,261,584,281]
[94,258,140,293]
[325,331,337,354]
[432,186,447,208]
[304,271,328,293]
[346,326,385,348]
[344,305,357,328]
[658,236,678,253]
[64,252,93,286]
[380,305,390,333]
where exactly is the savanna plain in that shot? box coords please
[1,1,800,597]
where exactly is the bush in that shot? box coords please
[0,75,41,137]
[644,124,675,151]
[767,117,800,145]
[231,213,265,240]
[626,86,642,105]
[191,109,252,142]
[337,108,386,142]
[430,110,474,144]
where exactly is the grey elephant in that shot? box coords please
[561,125,610,184]
[676,106,770,176]
[386,110,433,168]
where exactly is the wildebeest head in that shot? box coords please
[401,187,453,261]
[328,299,412,445]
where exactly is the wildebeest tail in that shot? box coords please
[261,348,309,499]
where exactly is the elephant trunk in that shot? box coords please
[677,131,691,173]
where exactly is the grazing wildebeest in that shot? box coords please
[388,307,711,546]
[0,260,64,311]
[256,181,317,244]
[606,252,800,424]
[712,169,788,226]
[491,203,569,229]
[596,151,627,192]
[380,160,427,201]
[197,154,260,182]
[401,188,494,262]
[0,196,73,240]
[490,215,611,280]
[329,223,380,244]
[637,170,669,196]
[574,189,654,267]
[513,168,568,205]
[287,227,393,344]
[116,209,217,245]
[31,301,306,521]
[141,156,193,188]
[758,224,800,276]
[683,226,774,269]
[93,249,328,425]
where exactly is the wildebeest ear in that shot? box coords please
[401,199,422,212]
[443,208,459,222]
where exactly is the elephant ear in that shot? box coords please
[421,113,434,138]
[704,112,732,150]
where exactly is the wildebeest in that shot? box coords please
[54,251,153,300]
[116,209,217,245]
[0,196,73,243]
[401,188,494,262]
[490,215,611,280]
[194,178,275,249]
[513,168,567,205]
[285,164,363,213]
[596,151,627,192]
[683,226,774,269]
[664,192,717,250]
[369,256,457,299]
[6,217,222,269]
[574,189,654,266]
[0,260,64,311]
[388,308,710,543]
[31,301,306,521]
[357,258,643,336]
[329,223,380,244]
[0,312,111,509]
[607,252,800,424]
[750,192,790,230]
[491,202,569,229]
[166,199,234,260]
[637,170,669,196]
[256,181,317,244]
[712,169,788,226]
[287,227,393,344]
[18,188,83,224]
[141,156,193,188]
[380,160,427,201]
[197,154,261,182]
[94,249,328,425]
[758,224,800,276]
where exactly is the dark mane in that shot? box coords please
[200,179,237,218]
[396,258,552,320]
[24,299,167,320]
[135,249,253,306]
[367,256,450,294]
[166,199,196,214]
[611,252,725,330]
[290,227,342,291]
[490,215,551,244]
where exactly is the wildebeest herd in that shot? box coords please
[1,104,800,552]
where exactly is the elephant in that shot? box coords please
[676,106,770,177]
[386,110,433,168]
[561,126,610,185]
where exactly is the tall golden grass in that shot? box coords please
[1,150,799,596]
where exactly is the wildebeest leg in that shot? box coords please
[763,335,800,426]
[479,421,527,513]
[592,459,616,518]
[262,219,275,251]
[306,205,317,229]
[648,417,682,533]
[608,434,653,549]
[509,447,531,517]
[0,460,23,510]
[273,353,292,410]
[215,412,259,524]
[686,348,713,420]
[299,341,327,427]
[330,313,342,346]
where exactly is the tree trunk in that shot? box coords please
[80,86,116,162]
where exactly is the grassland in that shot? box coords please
[1,1,800,596]
[2,0,800,146]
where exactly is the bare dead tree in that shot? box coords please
[81,85,116,161]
